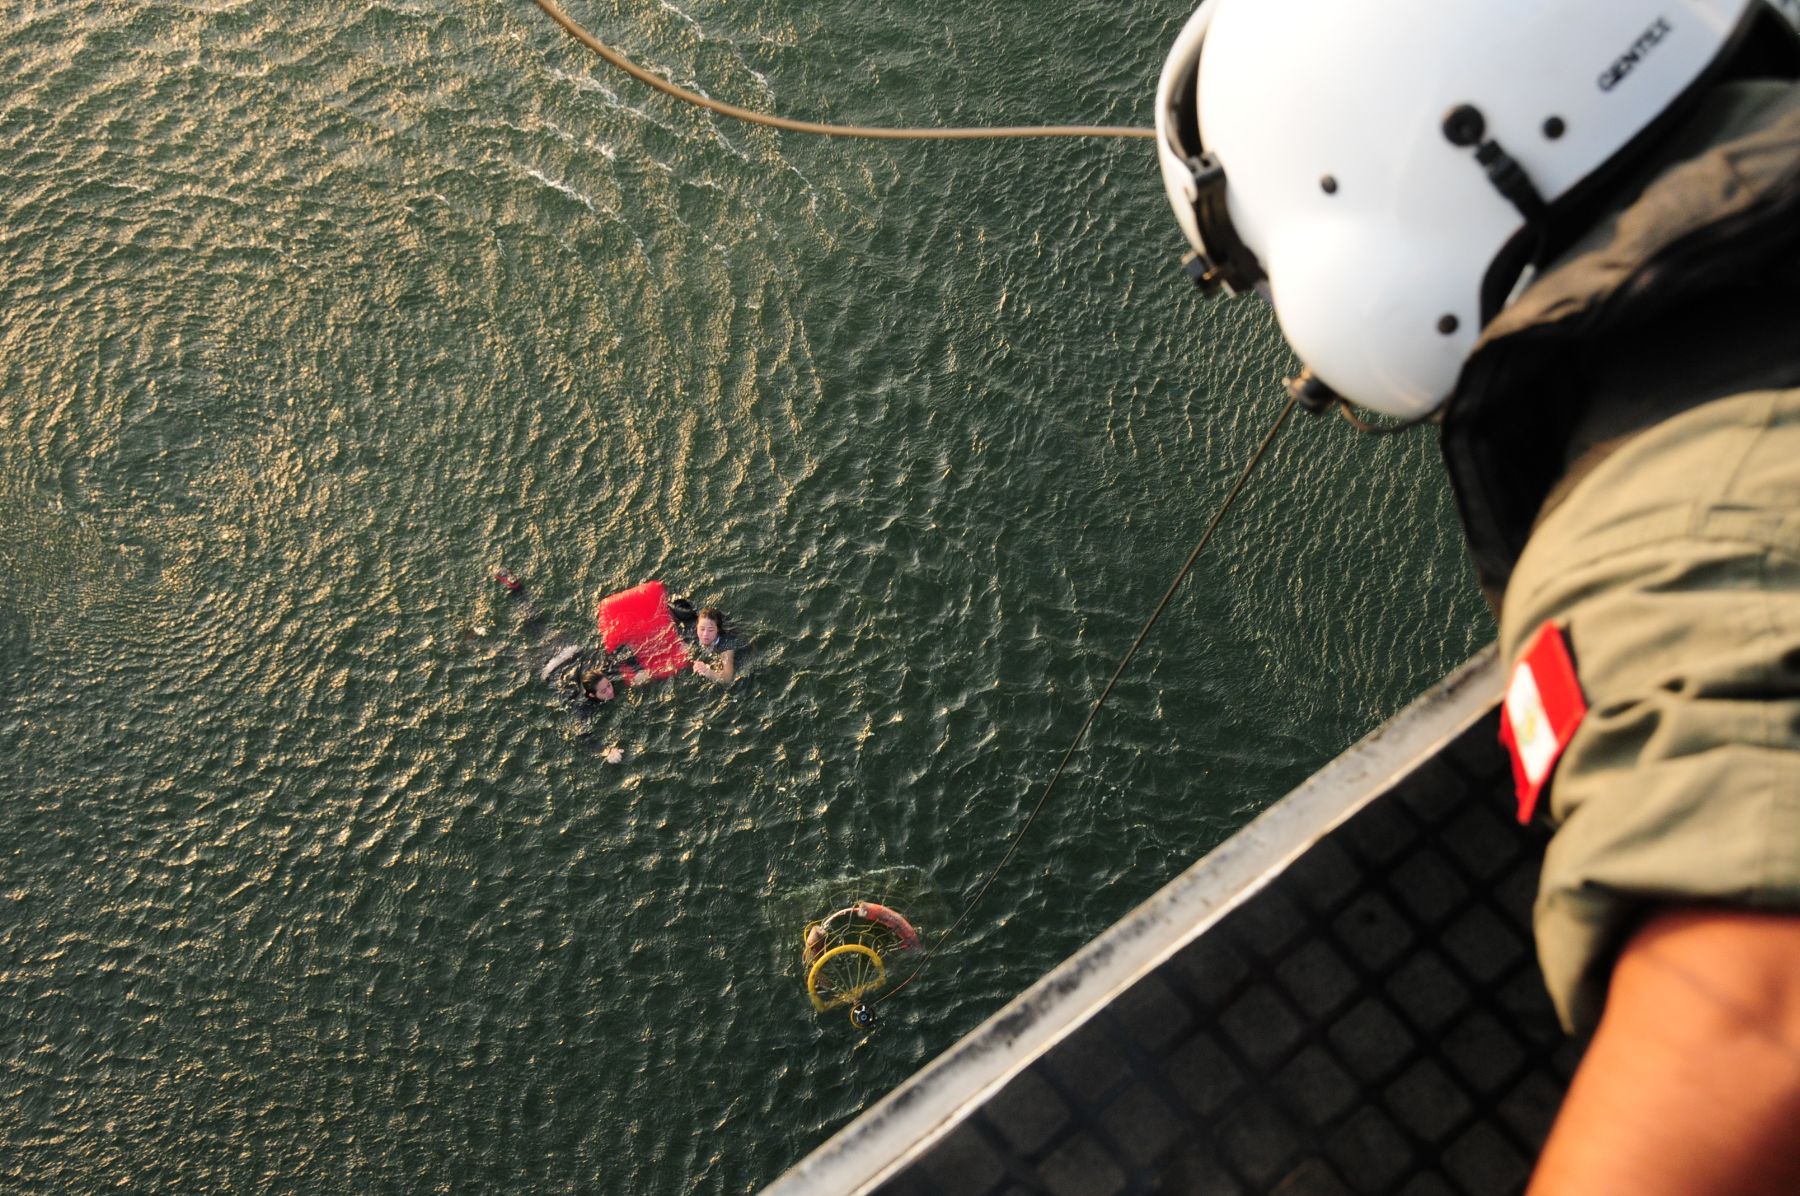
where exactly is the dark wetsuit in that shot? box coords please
[544,644,638,708]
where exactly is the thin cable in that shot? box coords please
[880,390,1303,1005]
[1333,400,1440,436]
[532,0,1155,141]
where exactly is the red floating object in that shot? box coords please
[596,580,691,681]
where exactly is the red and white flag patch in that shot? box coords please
[1498,620,1586,824]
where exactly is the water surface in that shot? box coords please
[0,1,1490,1190]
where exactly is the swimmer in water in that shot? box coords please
[543,646,622,712]
[574,665,626,764]
[490,570,628,764]
[579,667,616,704]
[690,606,738,685]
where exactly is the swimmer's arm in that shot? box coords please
[1526,908,1800,1195]
[696,648,735,684]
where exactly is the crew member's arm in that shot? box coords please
[1527,908,1800,1196]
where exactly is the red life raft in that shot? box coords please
[596,580,691,682]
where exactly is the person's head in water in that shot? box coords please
[580,668,616,703]
[696,607,725,650]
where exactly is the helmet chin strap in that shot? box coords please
[1181,152,1265,297]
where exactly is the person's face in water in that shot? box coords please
[589,675,616,702]
[696,616,720,650]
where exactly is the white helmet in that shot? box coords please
[1156,0,1790,418]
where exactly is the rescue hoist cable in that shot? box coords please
[531,0,1155,141]
[879,388,1304,1005]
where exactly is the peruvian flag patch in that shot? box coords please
[1498,621,1587,824]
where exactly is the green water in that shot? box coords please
[0,1,1490,1191]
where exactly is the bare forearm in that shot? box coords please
[1528,909,1800,1196]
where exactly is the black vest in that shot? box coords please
[1440,81,1800,609]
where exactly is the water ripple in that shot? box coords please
[0,1,1492,1193]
